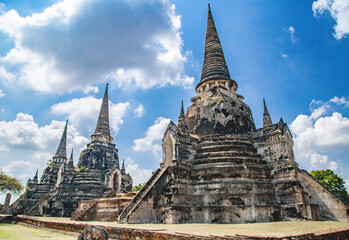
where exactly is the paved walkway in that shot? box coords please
[17,215,349,238]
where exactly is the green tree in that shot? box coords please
[132,183,145,192]
[311,169,349,204]
[0,169,24,195]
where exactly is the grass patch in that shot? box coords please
[0,223,76,240]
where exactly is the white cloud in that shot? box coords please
[0,88,4,98]
[330,96,349,107]
[2,160,40,184]
[110,102,130,135]
[0,3,4,14]
[281,53,288,59]
[51,96,130,136]
[0,115,89,188]
[83,86,99,94]
[124,157,152,185]
[288,26,296,44]
[290,97,349,172]
[291,112,349,153]
[0,66,14,81]
[133,117,171,156]
[0,113,88,154]
[0,0,193,93]
[313,0,349,39]
[134,104,145,118]
[32,152,52,162]
[310,105,328,119]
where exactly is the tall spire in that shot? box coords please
[33,169,38,183]
[263,98,273,128]
[53,120,68,160]
[179,100,185,117]
[121,159,126,175]
[92,84,112,139]
[196,4,236,91]
[178,100,188,132]
[68,149,74,166]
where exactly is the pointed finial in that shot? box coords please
[178,100,188,132]
[65,149,74,169]
[180,100,185,116]
[69,149,73,163]
[92,83,112,139]
[263,98,272,128]
[121,159,126,175]
[33,169,38,182]
[196,4,237,92]
[263,98,269,114]
[53,120,68,160]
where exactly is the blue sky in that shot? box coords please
[0,0,348,202]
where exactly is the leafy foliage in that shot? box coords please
[0,169,24,195]
[77,166,89,173]
[132,183,145,192]
[47,159,54,166]
[311,169,349,204]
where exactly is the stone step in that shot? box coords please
[199,134,252,141]
[192,156,266,165]
[194,150,260,159]
[198,140,254,148]
[197,144,257,154]
[71,202,97,220]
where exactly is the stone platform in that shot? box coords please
[1,215,349,240]
[71,192,137,221]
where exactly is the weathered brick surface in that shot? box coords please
[10,85,133,218]
[72,192,136,221]
[121,5,349,224]
[2,216,349,240]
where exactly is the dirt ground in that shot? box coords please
[21,216,349,238]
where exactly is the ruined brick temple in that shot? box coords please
[118,6,349,224]
[7,84,132,217]
[5,5,349,224]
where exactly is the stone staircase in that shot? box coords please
[71,200,97,221]
[1,196,23,214]
[118,167,168,222]
[26,189,55,215]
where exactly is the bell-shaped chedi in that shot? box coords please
[186,4,255,136]
[120,5,349,225]
[78,84,119,171]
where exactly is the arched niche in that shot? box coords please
[162,134,175,167]
[109,169,121,193]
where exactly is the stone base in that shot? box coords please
[72,192,137,221]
